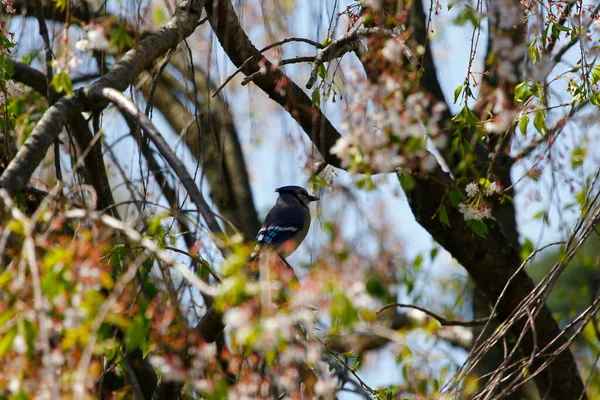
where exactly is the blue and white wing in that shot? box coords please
[256,224,302,246]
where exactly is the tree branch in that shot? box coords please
[11,61,119,217]
[305,27,417,90]
[204,0,343,168]
[0,0,207,196]
[89,87,223,238]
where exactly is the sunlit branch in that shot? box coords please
[89,87,225,241]
[212,37,324,97]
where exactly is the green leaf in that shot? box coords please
[355,175,376,190]
[520,238,534,261]
[452,105,479,126]
[0,325,18,357]
[533,109,546,135]
[414,254,423,269]
[590,92,600,108]
[591,65,600,85]
[430,246,439,261]
[311,89,320,107]
[52,0,68,12]
[365,277,388,300]
[528,39,539,64]
[455,6,480,28]
[317,64,327,80]
[50,72,73,95]
[438,204,450,227]
[449,190,467,208]
[331,290,359,330]
[514,81,533,103]
[398,172,416,192]
[571,147,586,169]
[519,114,529,134]
[4,57,13,78]
[125,315,150,351]
[453,84,463,104]
[467,220,488,237]
[110,25,134,52]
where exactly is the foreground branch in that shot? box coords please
[88,87,224,239]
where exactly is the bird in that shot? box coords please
[251,186,319,262]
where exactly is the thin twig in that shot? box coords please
[145,48,175,117]
[164,245,222,283]
[89,87,225,246]
[212,37,324,97]
[377,303,493,327]
[240,56,316,86]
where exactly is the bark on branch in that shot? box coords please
[11,62,118,216]
[204,0,343,168]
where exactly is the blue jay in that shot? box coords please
[251,186,319,261]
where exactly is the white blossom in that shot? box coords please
[330,136,353,168]
[459,202,492,221]
[75,25,110,52]
[334,71,446,173]
[314,377,336,398]
[484,181,502,196]
[362,0,381,11]
[12,334,27,354]
[459,203,478,220]
[223,306,252,330]
[420,153,439,172]
[381,38,407,62]
[465,182,479,197]
[348,281,378,309]
[8,377,20,394]
[0,80,22,106]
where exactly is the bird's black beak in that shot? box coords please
[308,194,319,202]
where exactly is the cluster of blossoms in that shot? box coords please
[331,69,446,173]
[74,24,110,52]
[221,294,336,398]
[53,24,111,74]
[210,253,383,399]
[459,181,503,221]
